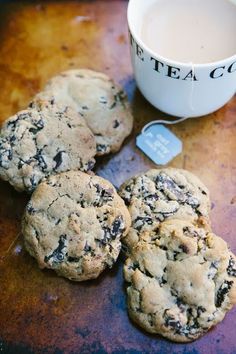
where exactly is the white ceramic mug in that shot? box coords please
[127,0,236,117]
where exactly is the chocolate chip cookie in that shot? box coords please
[124,219,236,342]
[119,168,211,251]
[0,99,96,192]
[32,69,133,155]
[23,171,131,281]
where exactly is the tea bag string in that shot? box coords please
[142,116,191,134]
[142,61,195,135]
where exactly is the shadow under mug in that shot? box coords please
[127,0,236,117]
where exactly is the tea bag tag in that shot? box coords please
[136,117,190,165]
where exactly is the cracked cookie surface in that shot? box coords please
[124,219,236,342]
[119,168,211,252]
[0,99,96,192]
[32,69,133,156]
[22,171,131,281]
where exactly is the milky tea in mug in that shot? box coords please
[128,0,236,117]
[140,0,236,64]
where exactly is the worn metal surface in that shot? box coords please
[0,1,235,353]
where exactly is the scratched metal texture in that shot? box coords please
[0,1,235,353]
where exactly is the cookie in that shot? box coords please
[119,168,211,251]
[124,219,236,342]
[22,171,131,281]
[32,69,133,155]
[0,99,96,192]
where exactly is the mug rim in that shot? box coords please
[127,0,236,68]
